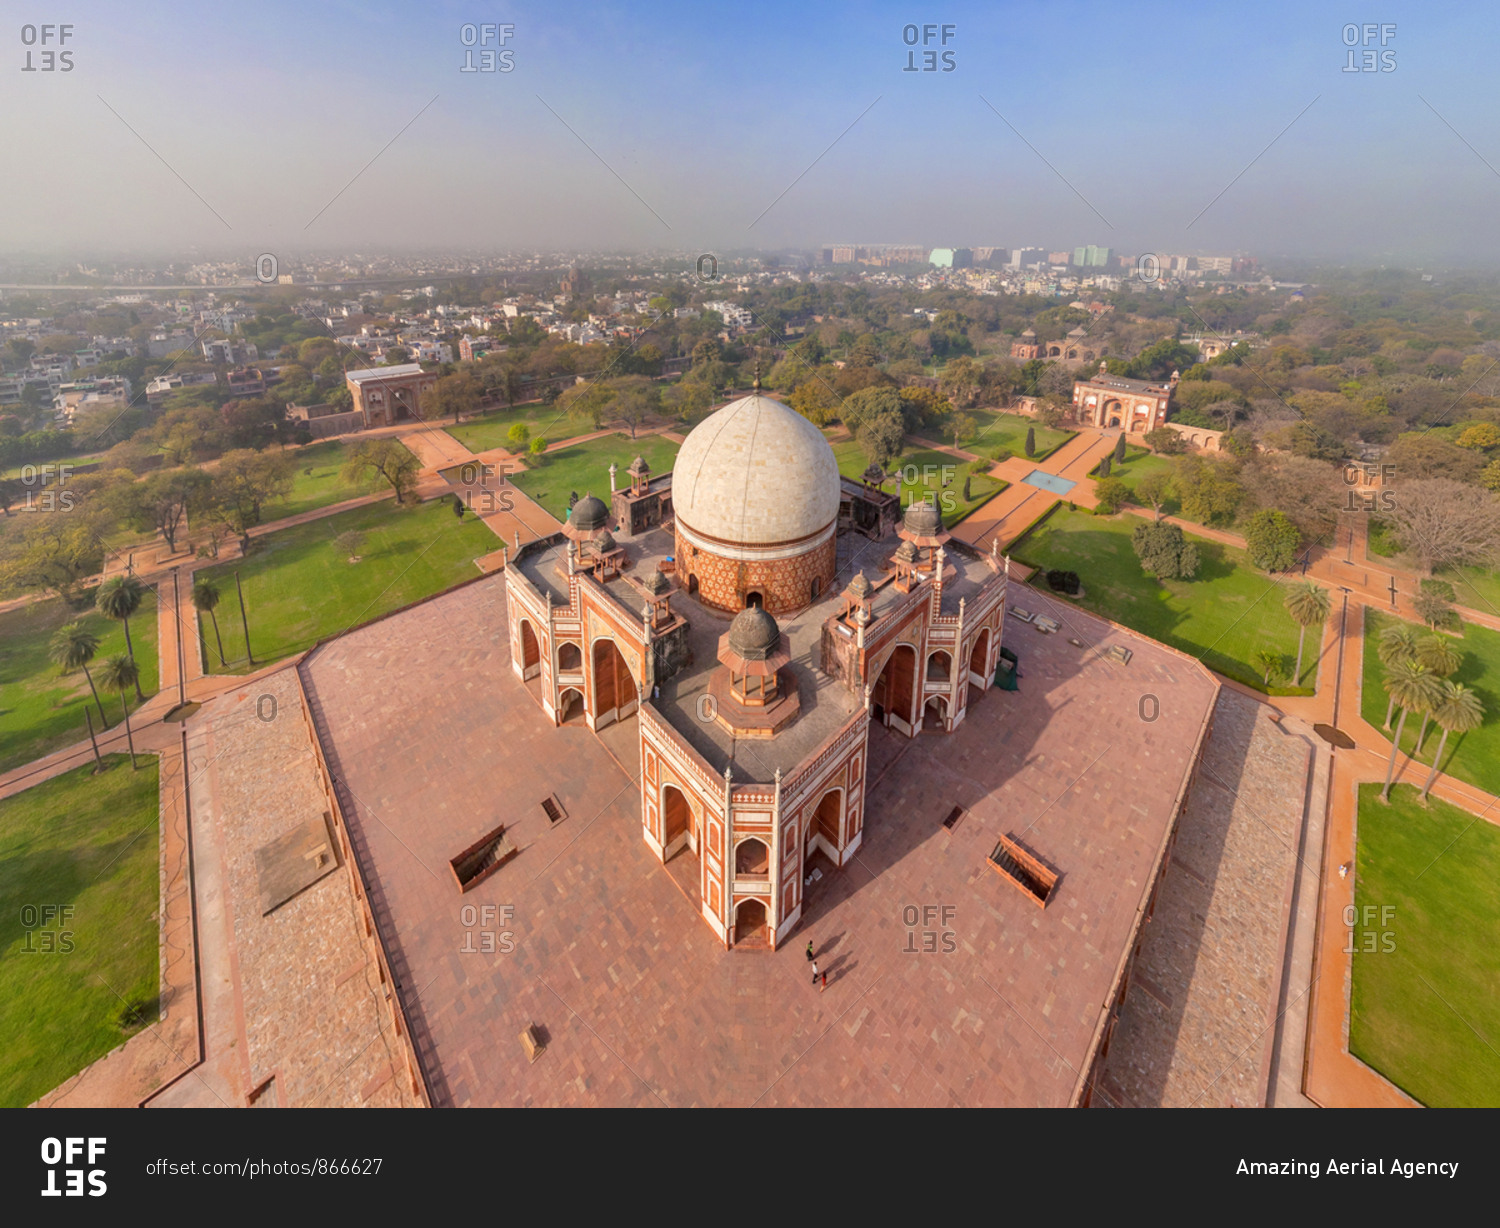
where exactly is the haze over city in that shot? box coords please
[3,0,1497,262]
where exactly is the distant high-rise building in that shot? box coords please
[929,248,973,269]
[1072,245,1113,268]
[1008,247,1047,269]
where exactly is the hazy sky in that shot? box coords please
[3,0,1497,263]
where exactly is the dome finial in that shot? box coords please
[752,359,761,392]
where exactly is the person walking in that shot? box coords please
[811,960,819,985]
[805,940,815,963]
[820,971,827,993]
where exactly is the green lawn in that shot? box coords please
[0,590,161,775]
[448,403,578,454]
[965,410,1073,461]
[0,755,160,1107]
[1361,608,1500,796]
[195,498,496,673]
[1349,782,1500,1107]
[1443,566,1500,620]
[830,442,1005,526]
[272,439,406,521]
[1103,446,1176,494]
[510,433,680,521]
[1011,507,1323,694]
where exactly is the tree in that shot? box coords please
[1024,426,1037,458]
[1093,476,1131,515]
[1412,633,1463,752]
[1131,521,1199,580]
[49,622,109,730]
[1243,509,1301,572]
[334,530,366,562]
[856,405,907,472]
[221,396,285,450]
[94,576,148,699]
[789,377,839,426]
[949,414,978,450]
[1380,660,1439,802]
[1385,435,1485,485]
[1143,426,1186,455]
[1135,472,1173,521]
[1283,579,1331,684]
[529,436,548,461]
[342,438,420,505]
[426,370,481,425]
[1419,682,1485,800]
[898,386,952,433]
[0,514,108,604]
[1457,423,1500,450]
[192,577,227,668]
[840,385,903,434]
[1255,648,1282,684]
[1376,624,1421,727]
[1172,454,1243,525]
[127,467,211,554]
[1097,454,1111,478]
[1383,479,1500,573]
[98,655,141,770]
[1413,580,1457,631]
[506,422,530,450]
[205,448,295,550]
[938,355,981,408]
[606,376,661,440]
[1113,433,1128,464]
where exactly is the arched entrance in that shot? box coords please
[558,641,582,672]
[734,898,768,947]
[744,589,764,610]
[923,695,948,732]
[734,837,769,877]
[969,629,990,688]
[591,638,638,728]
[871,644,917,734]
[686,574,699,597]
[557,687,584,725]
[662,784,694,858]
[926,649,952,682]
[813,788,842,851]
[519,619,541,681]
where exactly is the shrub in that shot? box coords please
[1093,476,1131,514]
[1131,520,1200,580]
[1097,454,1112,478]
[1113,433,1127,464]
[1024,426,1036,457]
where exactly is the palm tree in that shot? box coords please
[1412,634,1463,752]
[1379,661,1441,802]
[95,575,148,700]
[1284,580,1331,685]
[1419,681,1485,801]
[97,655,140,770]
[48,622,109,730]
[191,577,226,667]
[1255,648,1281,685]
[1377,624,1421,728]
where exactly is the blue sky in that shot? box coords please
[3,0,1497,262]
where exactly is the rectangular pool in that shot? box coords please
[1021,470,1076,496]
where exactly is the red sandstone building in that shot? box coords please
[1071,362,1178,432]
[504,386,1008,950]
[344,362,438,428]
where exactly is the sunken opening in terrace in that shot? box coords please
[987,834,1058,907]
[450,823,518,892]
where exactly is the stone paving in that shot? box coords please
[1093,688,1313,1107]
[150,669,420,1108]
[303,575,1218,1106]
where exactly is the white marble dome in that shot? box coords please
[672,393,841,547]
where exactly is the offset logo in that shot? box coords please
[40,1137,106,1197]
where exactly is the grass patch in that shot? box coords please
[0,754,160,1107]
[1443,565,1500,619]
[965,410,1072,461]
[831,440,1007,526]
[195,497,496,673]
[448,403,577,454]
[1361,608,1500,796]
[273,439,405,521]
[0,590,160,775]
[1349,782,1500,1107]
[510,433,680,521]
[1011,507,1322,693]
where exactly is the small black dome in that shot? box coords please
[728,605,780,660]
[904,499,942,536]
[571,494,609,532]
